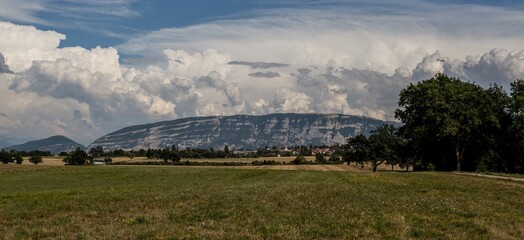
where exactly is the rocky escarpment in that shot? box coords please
[89,113,394,150]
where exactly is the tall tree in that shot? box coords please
[344,134,370,167]
[469,84,511,172]
[508,79,524,173]
[368,125,402,172]
[395,73,484,171]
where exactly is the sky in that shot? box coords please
[1,0,524,145]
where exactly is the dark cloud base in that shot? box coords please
[228,61,290,69]
[249,71,281,78]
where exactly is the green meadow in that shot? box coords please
[1,165,523,239]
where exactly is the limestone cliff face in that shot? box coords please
[89,113,393,150]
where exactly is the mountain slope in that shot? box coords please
[0,136,33,148]
[0,139,13,149]
[7,135,86,154]
[89,113,395,150]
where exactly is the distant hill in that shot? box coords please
[7,135,86,154]
[89,113,397,150]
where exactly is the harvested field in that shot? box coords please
[20,156,66,166]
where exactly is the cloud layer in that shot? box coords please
[1,1,524,145]
[0,0,138,25]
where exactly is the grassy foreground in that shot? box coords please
[0,165,523,239]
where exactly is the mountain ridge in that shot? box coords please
[89,113,396,150]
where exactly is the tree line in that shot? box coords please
[0,149,50,165]
[50,145,337,165]
[346,73,524,173]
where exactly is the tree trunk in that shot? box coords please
[372,164,378,172]
[456,142,465,171]
[392,165,394,171]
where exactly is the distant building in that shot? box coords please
[92,158,106,165]
[312,147,332,155]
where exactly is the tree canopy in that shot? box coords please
[63,147,88,165]
[29,156,43,165]
[345,125,403,172]
[392,73,524,173]
[342,74,524,173]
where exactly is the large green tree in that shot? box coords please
[367,125,402,172]
[344,134,369,167]
[395,73,485,171]
[64,147,88,165]
[468,84,512,172]
[345,125,402,172]
[507,80,524,172]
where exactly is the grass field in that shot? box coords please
[1,165,523,239]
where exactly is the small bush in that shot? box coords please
[293,155,305,165]
[315,153,326,163]
[29,156,43,165]
[14,155,23,164]
[329,154,341,162]
[252,160,279,165]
